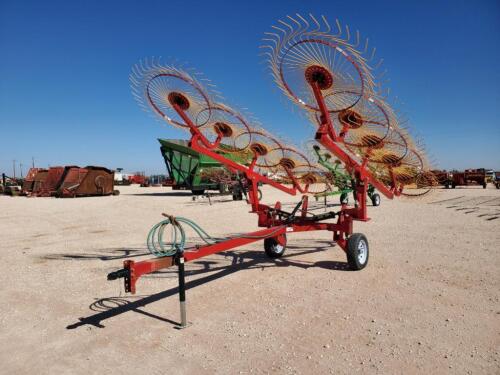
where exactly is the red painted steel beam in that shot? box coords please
[170,102,299,198]
[183,226,287,262]
[119,217,352,294]
[309,82,396,200]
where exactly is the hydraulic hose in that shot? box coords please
[146,214,286,257]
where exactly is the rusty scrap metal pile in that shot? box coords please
[20,166,118,198]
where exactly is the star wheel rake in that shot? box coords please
[370,146,438,197]
[269,146,332,194]
[264,14,436,198]
[131,60,215,130]
[306,141,380,206]
[109,58,378,328]
[195,103,254,153]
[236,128,286,171]
[104,15,437,329]
[262,14,376,114]
[334,93,395,150]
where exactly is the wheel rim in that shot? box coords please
[357,240,368,264]
[274,244,284,254]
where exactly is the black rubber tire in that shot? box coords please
[371,193,381,207]
[112,190,120,196]
[482,182,487,189]
[496,183,500,189]
[346,233,369,271]
[452,183,456,189]
[264,235,286,258]
[340,193,349,205]
[232,193,243,201]
[258,189,263,200]
[191,189,205,195]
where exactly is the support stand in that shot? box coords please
[176,254,189,329]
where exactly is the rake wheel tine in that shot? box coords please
[296,13,310,32]
[321,15,331,33]
[335,19,342,36]
[309,13,321,33]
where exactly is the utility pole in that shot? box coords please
[20,163,24,179]
[12,159,16,179]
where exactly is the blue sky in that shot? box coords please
[1,0,499,176]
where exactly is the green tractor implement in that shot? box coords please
[312,145,380,207]
[159,139,257,198]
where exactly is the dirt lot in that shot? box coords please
[1,185,499,374]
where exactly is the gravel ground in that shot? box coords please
[0,185,499,374]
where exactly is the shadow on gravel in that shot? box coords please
[183,198,235,206]
[130,191,193,197]
[67,244,350,330]
[42,248,149,261]
[429,195,500,221]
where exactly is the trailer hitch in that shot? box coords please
[107,254,188,328]
[107,268,129,281]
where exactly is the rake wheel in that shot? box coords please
[131,60,214,129]
[196,103,254,153]
[263,14,376,114]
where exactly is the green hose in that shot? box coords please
[147,216,220,257]
[147,214,286,257]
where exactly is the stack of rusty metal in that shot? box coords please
[22,166,119,197]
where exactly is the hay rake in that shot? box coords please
[309,143,380,206]
[107,14,436,328]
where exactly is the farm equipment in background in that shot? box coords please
[149,175,167,187]
[115,170,153,186]
[1,173,23,196]
[5,166,119,197]
[127,173,148,186]
[114,168,132,186]
[311,144,380,206]
[57,166,119,197]
[430,170,451,187]
[193,169,263,204]
[162,177,174,187]
[485,169,494,183]
[453,169,487,189]
[434,168,488,189]
[31,169,49,195]
[159,138,253,196]
[493,172,500,189]
[36,166,69,197]
[21,168,45,195]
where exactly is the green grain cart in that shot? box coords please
[159,139,251,195]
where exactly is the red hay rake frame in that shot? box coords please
[107,14,432,327]
[108,76,398,328]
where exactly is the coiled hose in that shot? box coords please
[147,214,286,257]
[147,215,220,257]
